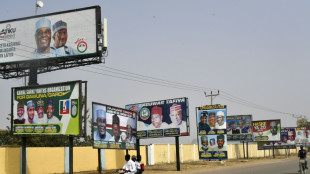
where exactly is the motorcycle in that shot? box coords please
[299,159,307,174]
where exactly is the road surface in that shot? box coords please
[190,157,303,174]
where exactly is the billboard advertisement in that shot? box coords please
[11,81,81,135]
[295,127,310,146]
[92,103,137,149]
[252,119,281,141]
[0,6,101,64]
[125,97,189,138]
[227,115,253,141]
[257,127,296,150]
[196,105,227,160]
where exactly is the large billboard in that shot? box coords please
[0,6,101,65]
[11,81,81,135]
[257,127,296,150]
[125,97,189,138]
[196,105,227,160]
[252,119,281,141]
[295,127,310,146]
[227,115,253,141]
[92,103,137,149]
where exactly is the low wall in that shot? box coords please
[0,144,298,173]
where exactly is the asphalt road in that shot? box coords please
[190,158,305,174]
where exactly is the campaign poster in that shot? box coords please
[257,127,296,150]
[125,97,189,138]
[196,105,227,160]
[226,115,253,141]
[295,127,310,146]
[252,119,281,141]
[0,6,100,64]
[12,81,81,135]
[92,103,137,149]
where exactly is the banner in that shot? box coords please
[257,127,296,150]
[196,105,227,160]
[125,97,189,138]
[295,127,310,146]
[0,6,100,64]
[12,81,81,135]
[252,119,281,141]
[92,103,137,149]
[227,115,253,141]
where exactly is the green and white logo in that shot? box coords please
[140,108,150,120]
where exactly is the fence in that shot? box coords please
[0,143,298,174]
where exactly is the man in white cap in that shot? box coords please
[36,99,46,124]
[25,100,37,124]
[287,130,295,144]
[94,109,111,141]
[32,18,56,58]
[126,118,136,144]
[268,121,280,140]
[215,111,226,129]
[51,20,76,56]
[169,104,187,135]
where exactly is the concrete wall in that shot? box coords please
[0,144,298,173]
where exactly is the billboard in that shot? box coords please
[125,97,189,138]
[226,115,253,141]
[92,103,137,149]
[11,81,81,135]
[257,127,296,150]
[252,119,281,141]
[0,6,101,65]
[295,127,310,146]
[196,105,227,160]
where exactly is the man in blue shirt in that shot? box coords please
[199,111,210,134]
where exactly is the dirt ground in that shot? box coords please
[77,155,296,174]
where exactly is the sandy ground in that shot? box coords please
[76,155,296,174]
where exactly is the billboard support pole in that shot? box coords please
[69,136,73,174]
[137,138,140,158]
[243,141,245,159]
[29,68,38,86]
[246,141,249,159]
[98,149,102,174]
[22,137,27,174]
[175,136,180,171]
[272,141,275,159]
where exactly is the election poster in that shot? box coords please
[0,6,101,65]
[125,97,189,138]
[226,115,253,141]
[12,81,81,135]
[196,105,227,160]
[252,119,281,141]
[257,127,296,150]
[92,103,137,149]
[295,127,310,146]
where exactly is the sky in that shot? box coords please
[0,0,309,145]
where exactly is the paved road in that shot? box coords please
[190,158,304,174]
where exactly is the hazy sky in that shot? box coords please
[0,0,309,144]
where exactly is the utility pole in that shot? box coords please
[204,90,219,105]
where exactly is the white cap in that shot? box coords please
[127,118,135,128]
[217,111,224,117]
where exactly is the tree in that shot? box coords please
[297,118,310,128]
